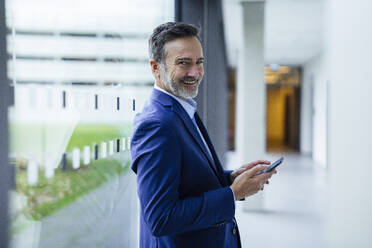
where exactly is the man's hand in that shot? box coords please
[230,165,276,200]
[229,160,271,183]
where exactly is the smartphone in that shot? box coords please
[256,157,284,176]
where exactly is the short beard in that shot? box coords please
[159,63,199,99]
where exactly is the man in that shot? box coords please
[131,22,276,248]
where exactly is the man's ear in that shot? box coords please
[150,60,161,81]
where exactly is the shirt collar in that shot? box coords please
[154,84,197,119]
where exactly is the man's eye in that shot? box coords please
[197,60,204,65]
[178,61,189,65]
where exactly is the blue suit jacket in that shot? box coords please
[131,89,242,248]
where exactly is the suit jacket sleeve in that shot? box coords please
[224,170,233,185]
[131,119,235,237]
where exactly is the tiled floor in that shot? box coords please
[226,152,328,248]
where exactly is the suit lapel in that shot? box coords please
[172,105,216,169]
[174,109,225,185]
[150,89,224,185]
[194,113,227,185]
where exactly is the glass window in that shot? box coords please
[6,0,174,247]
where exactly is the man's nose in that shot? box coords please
[186,66,202,78]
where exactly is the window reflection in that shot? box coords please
[6,0,173,247]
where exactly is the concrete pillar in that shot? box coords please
[176,0,229,164]
[326,0,372,247]
[235,0,266,210]
[300,72,314,156]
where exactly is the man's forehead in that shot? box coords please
[164,37,203,59]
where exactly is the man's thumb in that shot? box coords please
[246,165,265,177]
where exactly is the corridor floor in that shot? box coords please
[226,152,328,248]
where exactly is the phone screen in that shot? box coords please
[256,157,284,176]
[264,157,284,173]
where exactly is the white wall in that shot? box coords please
[302,54,328,166]
[326,0,372,246]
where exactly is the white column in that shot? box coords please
[101,142,107,158]
[236,0,266,210]
[27,160,38,186]
[72,148,80,169]
[109,140,114,155]
[44,157,55,179]
[326,0,372,247]
[300,72,314,155]
[83,146,90,165]
[127,137,131,150]
[122,137,126,151]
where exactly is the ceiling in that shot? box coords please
[223,0,324,67]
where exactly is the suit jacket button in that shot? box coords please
[232,228,237,235]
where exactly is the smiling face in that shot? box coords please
[151,36,205,100]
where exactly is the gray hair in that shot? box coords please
[148,22,201,64]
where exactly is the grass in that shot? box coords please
[11,123,133,222]
[15,158,130,221]
[65,123,132,152]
